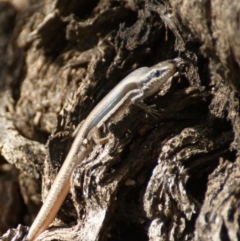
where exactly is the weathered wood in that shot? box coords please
[0,0,239,240]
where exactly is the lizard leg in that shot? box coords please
[88,126,112,145]
[131,91,161,119]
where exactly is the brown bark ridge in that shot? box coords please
[0,0,239,240]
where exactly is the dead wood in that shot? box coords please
[0,0,239,241]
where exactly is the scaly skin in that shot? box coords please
[27,58,185,241]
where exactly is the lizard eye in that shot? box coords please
[152,69,160,77]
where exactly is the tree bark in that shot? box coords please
[0,0,239,241]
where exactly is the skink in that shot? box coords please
[27,57,185,241]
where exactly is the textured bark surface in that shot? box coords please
[0,0,239,241]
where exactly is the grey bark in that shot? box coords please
[0,0,239,241]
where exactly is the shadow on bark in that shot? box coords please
[0,0,239,241]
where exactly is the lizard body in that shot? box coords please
[27,58,185,241]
